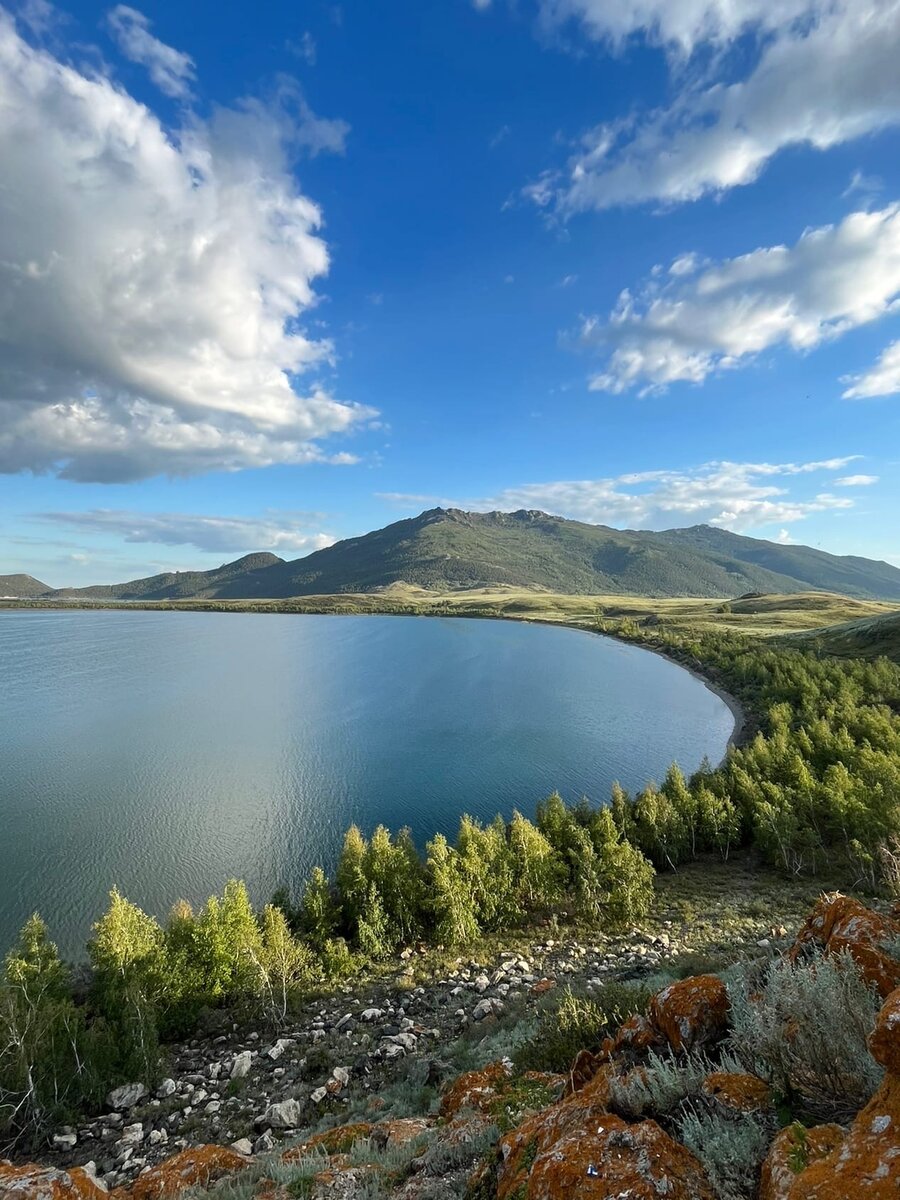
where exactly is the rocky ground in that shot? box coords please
[4,868,899,1200]
[30,922,729,1188]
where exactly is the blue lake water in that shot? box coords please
[0,610,734,956]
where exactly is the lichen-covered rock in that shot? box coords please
[525,1114,716,1200]
[702,1071,772,1114]
[281,1123,374,1162]
[758,1123,846,1200]
[495,1086,614,1200]
[123,1146,250,1200]
[649,974,730,1053]
[370,1117,432,1148]
[869,985,900,1075]
[0,1162,108,1200]
[568,1048,603,1093]
[604,1013,663,1060]
[786,1075,900,1198]
[296,1163,383,1200]
[790,894,900,998]
[439,1060,513,1120]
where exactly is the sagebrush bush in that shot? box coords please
[678,1106,773,1200]
[726,950,883,1122]
[513,981,651,1073]
[608,1050,709,1119]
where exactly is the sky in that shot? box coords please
[1,0,899,587]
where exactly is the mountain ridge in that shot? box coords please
[9,509,900,602]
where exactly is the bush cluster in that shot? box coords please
[0,799,654,1149]
[601,620,900,889]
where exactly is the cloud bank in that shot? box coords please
[39,510,336,555]
[530,1,900,214]
[381,457,861,534]
[0,11,370,482]
[578,205,900,393]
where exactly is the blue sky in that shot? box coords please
[1,0,899,586]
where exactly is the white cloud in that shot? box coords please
[39,509,336,554]
[580,204,900,394]
[106,5,195,99]
[538,0,820,56]
[0,12,370,482]
[287,31,317,66]
[842,339,900,398]
[534,1,900,214]
[380,457,859,534]
[835,473,879,486]
[775,528,794,544]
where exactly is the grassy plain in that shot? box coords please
[5,584,897,639]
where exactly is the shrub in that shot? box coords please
[608,1050,709,1120]
[726,950,883,1122]
[678,1107,773,1200]
[513,982,651,1074]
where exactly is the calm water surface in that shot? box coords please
[0,611,734,956]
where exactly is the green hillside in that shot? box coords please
[786,610,900,661]
[15,508,900,602]
[0,574,51,598]
[54,553,284,602]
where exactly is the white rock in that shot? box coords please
[360,1008,384,1023]
[231,1138,254,1155]
[331,1066,350,1087]
[206,1099,221,1114]
[51,1129,78,1151]
[155,1079,176,1100]
[106,1083,147,1111]
[148,1130,168,1147]
[230,1051,253,1080]
[262,1098,304,1129]
[266,1039,293,1061]
[311,1086,328,1103]
[119,1123,144,1145]
[473,997,504,1021]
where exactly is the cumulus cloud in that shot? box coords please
[531,1,900,214]
[835,473,879,486]
[0,12,371,482]
[39,509,336,554]
[538,0,820,55]
[842,339,900,398]
[379,457,860,534]
[106,5,195,99]
[578,204,900,394]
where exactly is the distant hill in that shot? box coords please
[53,553,284,601]
[9,509,900,602]
[0,573,51,598]
[786,610,900,662]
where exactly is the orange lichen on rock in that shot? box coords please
[702,1070,773,1114]
[530,979,556,997]
[869,985,900,1075]
[439,1059,513,1120]
[370,1117,432,1148]
[526,1114,716,1200]
[122,1146,250,1200]
[789,1074,900,1198]
[281,1122,374,1161]
[758,1123,847,1200]
[495,1085,614,1200]
[790,893,900,998]
[649,974,730,1053]
[0,1162,108,1200]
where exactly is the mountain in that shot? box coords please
[11,509,900,602]
[0,573,51,598]
[786,610,900,662]
[53,553,284,601]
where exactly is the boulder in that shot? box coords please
[282,1123,374,1161]
[125,1146,250,1200]
[514,1112,716,1200]
[0,1162,108,1200]
[787,1075,900,1198]
[759,1123,847,1200]
[105,1083,147,1111]
[439,1060,513,1120]
[869,985,900,1075]
[230,1051,253,1080]
[261,1098,305,1129]
[789,894,900,998]
[701,1071,772,1114]
[649,974,730,1053]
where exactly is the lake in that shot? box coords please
[0,611,735,957]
